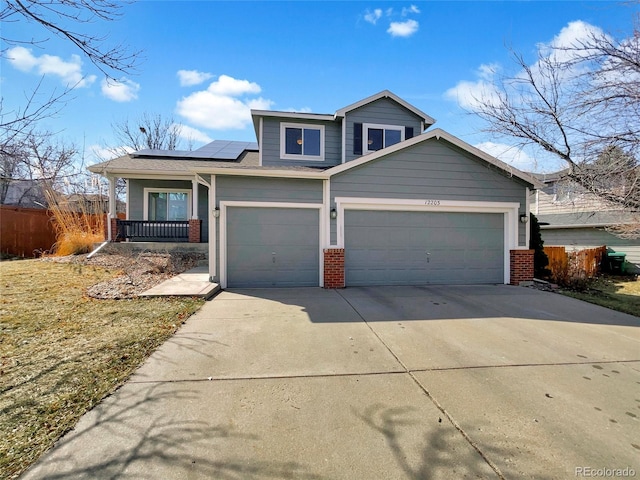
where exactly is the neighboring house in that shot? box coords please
[0,177,48,208]
[531,171,640,273]
[89,90,541,288]
[63,193,126,215]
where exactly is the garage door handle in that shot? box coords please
[272,252,276,263]
[426,252,430,263]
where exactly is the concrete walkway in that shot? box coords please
[139,266,220,299]
[22,286,640,479]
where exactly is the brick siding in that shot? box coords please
[324,248,345,289]
[188,219,202,243]
[510,249,534,285]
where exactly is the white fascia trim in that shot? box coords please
[218,201,325,289]
[279,122,326,161]
[187,167,328,180]
[334,90,436,126]
[325,128,542,189]
[98,171,196,181]
[143,187,192,221]
[251,110,334,121]
[195,173,211,188]
[333,197,521,285]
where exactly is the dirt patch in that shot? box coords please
[43,251,206,299]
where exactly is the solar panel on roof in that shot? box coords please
[132,140,258,160]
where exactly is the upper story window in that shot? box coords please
[363,123,405,153]
[280,123,325,161]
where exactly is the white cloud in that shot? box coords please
[402,5,420,16]
[101,78,140,102]
[207,74,261,96]
[387,19,419,38]
[177,69,214,87]
[176,75,272,130]
[178,124,213,144]
[475,141,538,171]
[445,64,501,110]
[284,106,312,113]
[6,46,96,88]
[364,8,382,25]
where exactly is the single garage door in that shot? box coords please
[345,210,504,286]
[226,207,319,287]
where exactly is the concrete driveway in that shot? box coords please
[23,285,639,479]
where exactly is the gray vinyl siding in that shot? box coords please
[542,227,640,273]
[330,139,529,246]
[215,176,323,204]
[344,98,423,163]
[260,117,341,167]
[128,179,209,242]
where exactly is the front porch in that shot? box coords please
[109,219,204,243]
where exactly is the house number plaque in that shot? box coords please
[424,200,441,206]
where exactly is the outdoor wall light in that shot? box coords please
[330,208,338,220]
[519,213,529,223]
[213,208,220,218]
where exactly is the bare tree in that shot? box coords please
[0,130,80,206]
[1,0,139,77]
[467,20,640,213]
[1,0,140,164]
[108,113,184,158]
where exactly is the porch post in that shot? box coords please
[107,176,116,241]
[191,177,199,219]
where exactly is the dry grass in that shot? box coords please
[561,275,640,317]
[0,259,204,479]
[46,190,105,256]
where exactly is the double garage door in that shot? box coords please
[345,210,504,286]
[226,207,504,287]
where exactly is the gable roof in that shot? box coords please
[250,90,437,140]
[326,128,543,188]
[335,90,436,128]
[88,128,543,188]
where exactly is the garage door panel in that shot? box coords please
[227,207,319,288]
[345,210,504,286]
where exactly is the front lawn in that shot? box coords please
[560,275,640,317]
[0,259,204,479]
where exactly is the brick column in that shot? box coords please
[324,248,345,288]
[188,219,202,243]
[110,217,119,242]
[510,249,534,285]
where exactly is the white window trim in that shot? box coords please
[280,122,325,161]
[363,123,405,154]
[143,188,192,221]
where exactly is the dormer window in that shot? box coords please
[280,123,325,161]
[363,123,404,153]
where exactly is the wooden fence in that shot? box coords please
[1,206,58,257]
[544,245,607,282]
[0,206,122,258]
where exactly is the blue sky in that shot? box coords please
[2,1,637,173]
